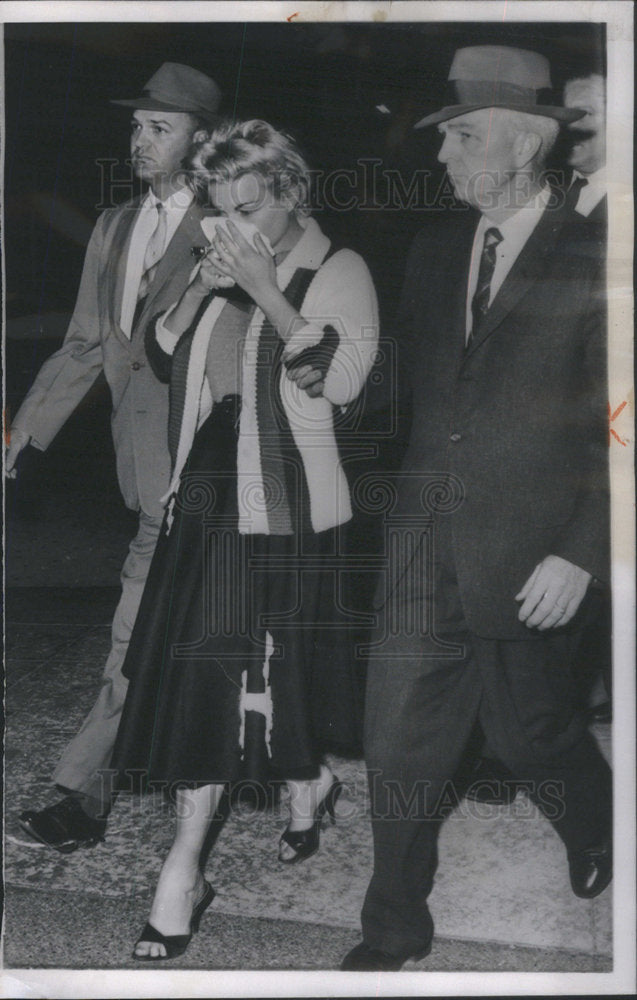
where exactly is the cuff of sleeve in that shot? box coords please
[155,305,180,356]
[10,423,43,450]
[283,322,325,357]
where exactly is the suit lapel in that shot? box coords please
[134,202,207,333]
[446,216,477,372]
[464,204,568,358]
[105,202,141,334]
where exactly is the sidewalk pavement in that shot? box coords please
[4,585,612,973]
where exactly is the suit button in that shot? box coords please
[131,361,142,371]
[449,432,462,442]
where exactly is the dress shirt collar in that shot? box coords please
[466,186,552,339]
[477,184,553,259]
[571,165,607,216]
[144,185,194,213]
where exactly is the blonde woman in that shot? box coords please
[111,119,379,960]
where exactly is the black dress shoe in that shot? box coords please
[588,701,612,724]
[569,839,612,898]
[341,940,432,971]
[19,797,106,853]
[464,758,520,805]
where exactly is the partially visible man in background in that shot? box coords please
[564,70,611,726]
[563,72,607,222]
[6,62,221,852]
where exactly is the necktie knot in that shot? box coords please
[565,175,589,213]
[570,175,589,193]
[483,226,503,250]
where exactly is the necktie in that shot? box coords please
[138,202,167,300]
[565,175,588,214]
[468,226,503,347]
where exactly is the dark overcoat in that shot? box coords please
[378,203,609,640]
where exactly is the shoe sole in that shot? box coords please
[18,819,103,853]
[342,940,433,972]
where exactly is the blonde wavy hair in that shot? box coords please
[189,119,312,215]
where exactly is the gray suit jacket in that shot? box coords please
[13,196,208,517]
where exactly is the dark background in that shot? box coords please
[5,19,605,321]
[4,19,604,584]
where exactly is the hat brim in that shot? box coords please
[111,97,220,123]
[414,102,585,129]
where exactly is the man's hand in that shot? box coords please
[283,362,325,398]
[515,554,592,630]
[5,427,30,479]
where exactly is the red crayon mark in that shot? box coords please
[608,400,628,446]
[287,12,299,21]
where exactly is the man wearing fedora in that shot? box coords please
[564,71,607,225]
[342,46,612,972]
[7,62,222,852]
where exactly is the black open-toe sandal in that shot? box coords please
[132,879,215,961]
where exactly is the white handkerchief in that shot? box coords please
[197,217,274,288]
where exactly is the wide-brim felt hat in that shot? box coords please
[111,62,222,123]
[414,46,585,128]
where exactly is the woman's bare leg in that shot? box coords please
[134,782,224,958]
[278,763,335,862]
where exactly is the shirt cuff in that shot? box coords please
[155,304,181,356]
[283,322,326,357]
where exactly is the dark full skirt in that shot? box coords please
[111,398,366,793]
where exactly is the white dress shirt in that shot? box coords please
[119,187,194,338]
[465,185,553,340]
[571,165,607,217]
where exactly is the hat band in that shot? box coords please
[140,87,216,115]
[447,79,556,109]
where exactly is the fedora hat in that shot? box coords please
[414,46,585,128]
[111,62,222,123]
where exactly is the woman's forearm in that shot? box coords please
[253,283,307,343]
[164,282,211,337]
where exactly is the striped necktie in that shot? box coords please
[138,202,167,300]
[468,226,503,347]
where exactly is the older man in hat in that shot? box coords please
[8,62,221,852]
[342,46,612,972]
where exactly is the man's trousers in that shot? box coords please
[360,566,612,958]
[52,509,162,810]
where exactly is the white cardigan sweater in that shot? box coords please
[156,216,379,534]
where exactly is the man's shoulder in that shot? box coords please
[96,195,145,226]
[546,205,605,277]
[409,208,477,257]
[403,208,477,281]
[87,196,146,251]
